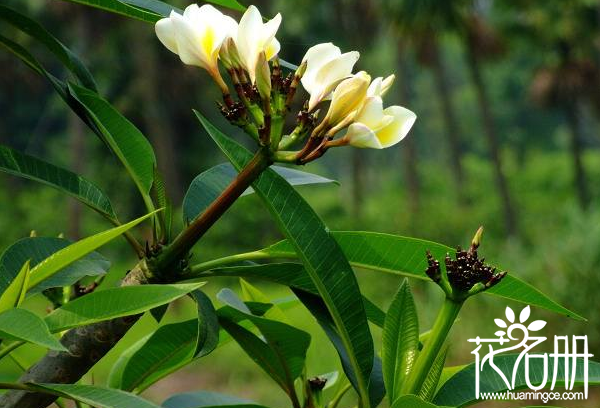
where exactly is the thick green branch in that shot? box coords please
[155,148,271,271]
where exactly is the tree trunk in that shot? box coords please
[397,43,420,215]
[466,49,518,236]
[564,100,590,209]
[429,39,466,201]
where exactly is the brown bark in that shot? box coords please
[466,49,518,236]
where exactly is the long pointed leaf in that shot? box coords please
[0,237,110,297]
[45,282,204,332]
[0,144,116,220]
[68,83,156,203]
[0,261,30,313]
[0,308,66,351]
[27,211,157,290]
[196,112,375,406]
[383,279,419,402]
[259,232,583,320]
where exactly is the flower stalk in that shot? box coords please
[403,298,462,395]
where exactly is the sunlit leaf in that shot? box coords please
[0,237,110,297]
[0,309,66,351]
[45,282,204,332]
[27,212,156,290]
[0,261,30,313]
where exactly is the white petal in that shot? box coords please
[301,43,343,97]
[381,74,395,95]
[182,3,201,19]
[367,77,383,97]
[313,51,359,94]
[237,5,262,71]
[519,306,531,323]
[265,37,280,61]
[302,42,341,66]
[155,17,178,54]
[355,96,386,128]
[345,123,383,149]
[262,13,282,49]
[376,105,416,148]
[170,13,207,68]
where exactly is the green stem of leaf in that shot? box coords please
[0,341,25,361]
[156,149,271,271]
[404,298,462,395]
[329,383,352,408]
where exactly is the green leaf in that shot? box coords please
[189,290,219,358]
[0,237,110,296]
[382,279,419,402]
[259,232,584,320]
[433,354,600,406]
[29,383,161,408]
[183,163,337,223]
[196,112,374,406]
[0,308,66,351]
[27,211,156,290]
[68,83,156,204]
[113,297,299,392]
[418,346,447,402]
[217,289,310,396]
[239,278,288,322]
[117,319,197,391]
[391,395,449,408]
[202,263,385,327]
[0,145,116,220]
[163,391,265,408]
[292,289,385,408]
[0,260,30,313]
[0,4,97,90]
[45,282,204,332]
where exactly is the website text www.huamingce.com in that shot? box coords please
[479,390,585,403]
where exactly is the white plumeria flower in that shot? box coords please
[344,96,416,149]
[301,43,360,111]
[324,71,371,126]
[235,5,282,83]
[155,4,237,84]
[367,75,395,97]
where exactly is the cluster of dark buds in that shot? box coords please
[425,227,507,301]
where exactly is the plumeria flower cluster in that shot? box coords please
[425,227,507,301]
[155,4,416,163]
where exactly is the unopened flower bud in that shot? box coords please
[324,71,370,126]
[255,52,271,102]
